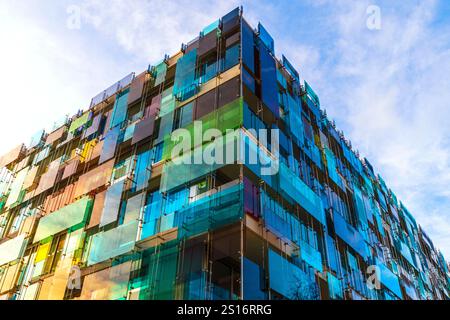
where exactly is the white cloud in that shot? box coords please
[296,0,450,258]
[79,0,241,64]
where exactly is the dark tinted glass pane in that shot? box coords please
[221,7,240,35]
[194,89,216,119]
[132,116,155,145]
[127,72,146,105]
[242,21,255,73]
[242,68,255,93]
[198,30,217,57]
[259,43,278,117]
[218,77,240,108]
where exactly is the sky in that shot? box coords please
[0,0,449,258]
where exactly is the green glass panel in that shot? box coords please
[69,112,90,133]
[159,87,176,118]
[33,196,93,243]
[201,19,219,36]
[153,61,167,86]
[161,97,243,161]
[304,81,320,107]
[160,130,240,193]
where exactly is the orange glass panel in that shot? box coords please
[0,144,24,168]
[73,159,114,199]
[35,159,61,196]
[78,261,131,300]
[61,159,79,181]
[23,165,39,190]
[45,126,66,146]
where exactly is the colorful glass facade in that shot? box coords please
[0,7,448,300]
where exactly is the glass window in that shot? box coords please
[110,89,130,129]
[33,197,93,243]
[99,126,120,164]
[99,180,125,227]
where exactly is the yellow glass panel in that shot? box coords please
[35,241,51,263]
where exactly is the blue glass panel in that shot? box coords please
[243,258,265,300]
[287,94,303,144]
[241,21,255,73]
[99,126,120,164]
[325,235,340,273]
[223,44,239,71]
[110,89,130,129]
[259,43,279,117]
[300,241,323,272]
[333,212,369,260]
[174,183,243,238]
[134,149,152,192]
[140,191,163,240]
[258,23,274,54]
[268,249,319,299]
[328,273,343,299]
[242,68,255,93]
[279,163,325,225]
[282,55,299,82]
[376,259,403,298]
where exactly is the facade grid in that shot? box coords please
[0,7,448,300]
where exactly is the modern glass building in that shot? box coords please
[0,7,448,300]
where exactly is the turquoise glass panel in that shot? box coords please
[279,163,325,225]
[134,149,152,192]
[174,183,243,238]
[173,49,198,101]
[88,220,139,265]
[140,191,163,240]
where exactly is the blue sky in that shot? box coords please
[0,0,449,258]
